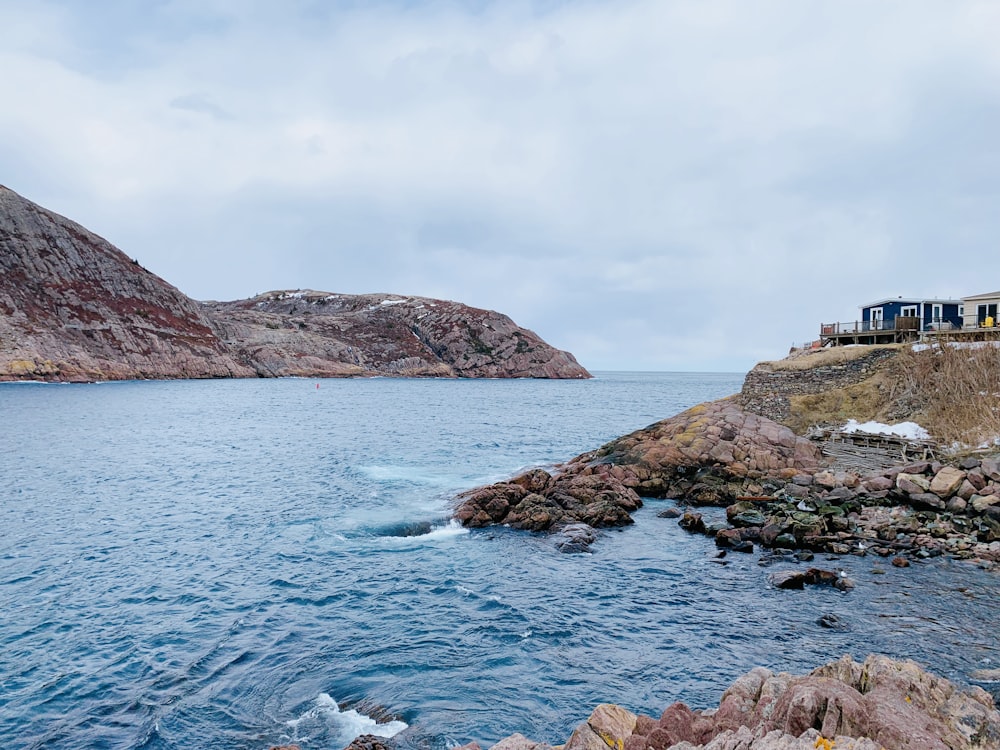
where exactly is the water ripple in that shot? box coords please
[1,375,998,749]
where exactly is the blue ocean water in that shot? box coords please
[1,372,998,750]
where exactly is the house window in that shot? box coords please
[978,303,998,326]
[959,305,964,318]
[901,305,918,317]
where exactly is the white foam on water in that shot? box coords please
[382,519,469,545]
[358,464,455,486]
[284,693,407,746]
[421,519,468,541]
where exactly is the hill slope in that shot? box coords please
[0,185,254,380]
[0,185,590,381]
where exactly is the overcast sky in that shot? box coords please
[1,0,998,372]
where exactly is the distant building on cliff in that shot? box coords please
[816,292,1000,347]
[819,297,963,346]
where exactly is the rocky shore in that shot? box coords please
[270,655,1000,750]
[454,398,1000,567]
[447,654,1000,750]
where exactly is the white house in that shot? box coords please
[961,291,1000,328]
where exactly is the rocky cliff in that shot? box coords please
[0,185,589,381]
[0,185,254,381]
[205,290,590,379]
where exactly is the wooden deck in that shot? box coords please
[819,319,920,346]
[819,318,1000,347]
[921,326,1000,343]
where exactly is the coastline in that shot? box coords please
[440,347,1000,750]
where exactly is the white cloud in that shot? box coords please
[1,0,999,371]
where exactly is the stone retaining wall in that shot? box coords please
[739,347,900,423]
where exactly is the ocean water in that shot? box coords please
[1,372,998,750]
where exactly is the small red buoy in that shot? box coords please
[316,383,320,389]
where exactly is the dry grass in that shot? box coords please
[886,343,1000,447]
[763,344,904,372]
[784,370,896,435]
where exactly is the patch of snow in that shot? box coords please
[842,419,930,440]
[913,341,1000,352]
[380,298,409,306]
[273,290,307,301]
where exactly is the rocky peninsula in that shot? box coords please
[0,185,589,381]
[455,346,1000,567]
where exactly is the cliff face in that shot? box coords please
[0,185,589,381]
[0,185,254,381]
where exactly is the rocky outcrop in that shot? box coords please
[454,384,1000,566]
[454,400,822,531]
[205,291,590,379]
[474,655,1000,750]
[0,185,589,381]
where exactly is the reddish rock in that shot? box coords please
[342,736,395,750]
[863,475,894,492]
[488,734,552,750]
[480,655,1000,750]
[0,185,590,381]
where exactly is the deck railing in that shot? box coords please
[820,318,959,336]
[819,316,985,336]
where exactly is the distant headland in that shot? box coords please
[0,185,590,382]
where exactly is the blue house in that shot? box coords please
[859,297,963,332]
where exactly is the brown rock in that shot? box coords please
[505,493,567,531]
[897,473,931,494]
[968,469,988,491]
[930,466,966,498]
[343,736,395,750]
[957,479,979,500]
[563,704,637,750]
[972,494,1000,513]
[909,492,946,511]
[982,458,1000,482]
[488,734,553,750]
[863,475,894,492]
[511,469,554,494]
